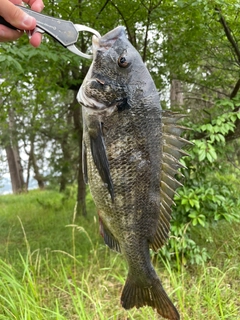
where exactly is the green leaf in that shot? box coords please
[208,147,217,161]
[198,149,206,161]
[0,56,7,62]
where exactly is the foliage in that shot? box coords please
[1,0,240,190]
[0,190,239,319]
[163,96,240,265]
[0,0,240,263]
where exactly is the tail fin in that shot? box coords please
[121,275,180,320]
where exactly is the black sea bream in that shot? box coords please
[78,26,188,320]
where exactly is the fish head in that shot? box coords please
[78,26,159,113]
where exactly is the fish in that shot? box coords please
[78,26,189,320]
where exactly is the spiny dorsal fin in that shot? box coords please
[150,111,192,252]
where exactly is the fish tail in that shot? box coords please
[121,275,180,320]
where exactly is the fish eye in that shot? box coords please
[118,55,129,68]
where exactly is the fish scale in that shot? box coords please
[78,26,190,320]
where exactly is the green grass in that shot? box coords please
[0,190,239,319]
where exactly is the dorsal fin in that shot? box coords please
[150,111,192,252]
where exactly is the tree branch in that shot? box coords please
[96,0,111,19]
[230,79,240,99]
[215,8,240,100]
[215,7,240,65]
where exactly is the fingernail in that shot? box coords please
[22,14,35,28]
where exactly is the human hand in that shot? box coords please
[0,0,44,47]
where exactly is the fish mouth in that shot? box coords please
[78,81,107,110]
[92,26,126,54]
[78,78,117,114]
[77,27,126,111]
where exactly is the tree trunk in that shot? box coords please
[25,132,45,190]
[5,108,25,193]
[31,150,45,189]
[59,136,71,192]
[170,78,184,108]
[5,145,25,193]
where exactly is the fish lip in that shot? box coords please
[78,82,116,112]
[96,78,105,85]
[92,35,100,53]
[78,87,106,109]
[92,26,126,52]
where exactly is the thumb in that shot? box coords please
[0,1,36,30]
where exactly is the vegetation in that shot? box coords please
[167,97,240,265]
[0,1,240,318]
[0,190,239,319]
[1,0,240,207]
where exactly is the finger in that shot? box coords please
[11,0,44,12]
[0,0,36,30]
[0,25,23,42]
[23,0,45,12]
[29,31,42,47]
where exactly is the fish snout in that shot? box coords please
[92,26,126,53]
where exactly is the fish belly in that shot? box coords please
[85,105,162,240]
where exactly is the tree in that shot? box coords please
[0,0,239,225]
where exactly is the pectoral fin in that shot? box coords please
[82,141,88,184]
[90,122,114,201]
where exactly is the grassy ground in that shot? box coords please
[0,189,239,319]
